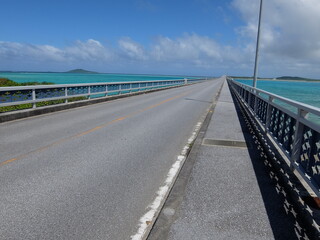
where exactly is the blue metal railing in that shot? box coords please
[0,78,205,110]
[228,78,320,197]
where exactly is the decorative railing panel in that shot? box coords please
[132,83,139,89]
[249,93,255,110]
[120,83,130,90]
[299,127,320,185]
[228,78,320,197]
[67,86,89,96]
[36,88,65,99]
[0,90,33,103]
[256,97,268,123]
[107,84,120,91]
[90,85,106,93]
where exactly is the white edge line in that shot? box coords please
[130,121,204,240]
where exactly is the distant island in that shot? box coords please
[65,69,98,74]
[275,76,319,81]
[230,75,320,82]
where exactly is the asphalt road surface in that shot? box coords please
[0,79,224,240]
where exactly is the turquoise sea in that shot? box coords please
[1,73,318,110]
[236,79,320,109]
[0,72,196,85]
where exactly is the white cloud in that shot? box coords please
[0,35,243,74]
[0,41,64,62]
[151,34,221,61]
[150,34,246,70]
[118,37,147,60]
[65,39,112,61]
[232,0,320,77]
[0,39,116,71]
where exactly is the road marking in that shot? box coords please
[130,121,203,240]
[0,158,18,167]
[0,91,191,167]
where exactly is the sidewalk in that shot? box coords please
[149,80,298,239]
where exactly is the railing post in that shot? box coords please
[291,109,308,169]
[253,89,258,114]
[247,90,252,108]
[184,78,187,84]
[32,89,36,109]
[265,96,273,133]
[88,86,91,99]
[65,87,68,103]
[119,84,122,94]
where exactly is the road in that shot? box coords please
[0,78,224,240]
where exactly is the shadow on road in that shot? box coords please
[230,92,298,240]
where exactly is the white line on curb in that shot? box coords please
[130,121,203,240]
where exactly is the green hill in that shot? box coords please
[276,76,310,81]
[65,69,98,74]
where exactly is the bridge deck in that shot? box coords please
[0,79,309,239]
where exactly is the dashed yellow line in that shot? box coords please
[0,91,191,167]
[0,158,18,167]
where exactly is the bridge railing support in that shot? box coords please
[227,77,320,198]
[0,78,207,111]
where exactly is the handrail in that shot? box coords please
[228,77,320,197]
[0,78,205,109]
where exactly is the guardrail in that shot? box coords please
[228,78,320,197]
[0,78,204,110]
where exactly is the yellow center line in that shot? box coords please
[0,158,18,167]
[1,90,192,167]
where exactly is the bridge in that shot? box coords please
[1,77,320,239]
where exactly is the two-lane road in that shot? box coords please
[0,78,224,239]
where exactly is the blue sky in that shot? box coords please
[1,0,320,78]
[1,0,239,46]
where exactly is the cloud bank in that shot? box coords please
[1,0,320,77]
[0,35,241,75]
[233,0,320,77]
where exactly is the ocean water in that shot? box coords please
[0,72,196,85]
[236,79,320,109]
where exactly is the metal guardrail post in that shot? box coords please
[253,89,258,114]
[88,86,91,99]
[65,87,68,103]
[291,109,308,169]
[248,91,254,110]
[265,96,273,133]
[32,89,36,109]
